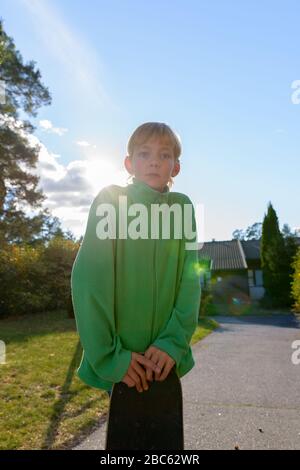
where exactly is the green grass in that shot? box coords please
[0,310,109,450]
[0,310,219,450]
[191,317,219,345]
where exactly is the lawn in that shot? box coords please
[191,317,219,344]
[0,310,218,450]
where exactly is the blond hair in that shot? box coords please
[126,122,182,188]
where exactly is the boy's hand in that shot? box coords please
[121,373,136,388]
[144,346,175,382]
[121,352,161,393]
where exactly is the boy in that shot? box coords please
[71,122,201,442]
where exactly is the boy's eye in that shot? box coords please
[137,151,171,159]
[138,151,149,158]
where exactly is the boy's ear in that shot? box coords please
[124,155,133,175]
[171,160,180,177]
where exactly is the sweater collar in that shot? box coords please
[128,177,170,203]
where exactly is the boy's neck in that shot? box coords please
[132,176,169,193]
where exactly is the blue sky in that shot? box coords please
[1,0,300,241]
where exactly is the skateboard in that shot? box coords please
[105,366,184,450]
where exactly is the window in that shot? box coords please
[248,270,254,287]
[254,270,263,286]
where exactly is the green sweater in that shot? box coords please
[71,177,201,391]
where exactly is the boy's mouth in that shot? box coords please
[146,173,160,177]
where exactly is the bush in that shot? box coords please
[199,286,214,317]
[40,237,79,311]
[0,244,48,317]
[0,237,79,318]
[291,247,300,313]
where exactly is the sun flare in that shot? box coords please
[84,157,128,195]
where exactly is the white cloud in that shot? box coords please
[76,140,91,147]
[28,134,128,238]
[39,119,68,136]
[2,115,126,240]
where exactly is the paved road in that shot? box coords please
[74,314,300,450]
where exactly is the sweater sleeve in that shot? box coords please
[152,198,201,366]
[71,187,132,383]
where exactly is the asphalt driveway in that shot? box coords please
[74,314,300,450]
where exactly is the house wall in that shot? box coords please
[248,269,265,300]
[244,258,265,300]
[249,286,265,300]
[210,270,250,304]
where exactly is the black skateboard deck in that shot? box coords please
[105,366,184,450]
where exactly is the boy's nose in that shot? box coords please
[149,155,160,166]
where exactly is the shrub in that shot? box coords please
[291,247,300,313]
[0,238,79,318]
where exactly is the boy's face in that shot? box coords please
[124,135,180,192]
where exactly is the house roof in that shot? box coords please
[198,239,247,270]
[198,236,300,272]
[240,239,261,259]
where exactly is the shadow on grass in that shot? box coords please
[41,339,104,450]
[0,310,77,345]
[41,339,82,449]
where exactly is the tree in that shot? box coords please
[261,202,294,308]
[291,247,300,313]
[232,229,244,240]
[232,222,262,240]
[281,226,300,308]
[245,222,262,240]
[281,223,299,239]
[0,18,51,246]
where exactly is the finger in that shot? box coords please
[145,366,153,382]
[137,354,161,374]
[159,359,175,381]
[132,358,147,377]
[144,351,162,380]
[133,353,159,388]
[126,377,136,387]
[143,351,154,381]
[126,373,136,387]
[127,368,143,392]
[158,363,172,381]
[122,373,136,388]
[144,347,155,359]
[141,364,153,382]
[143,349,152,362]
[131,362,149,391]
[155,359,166,380]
